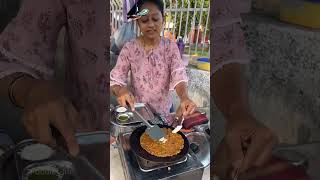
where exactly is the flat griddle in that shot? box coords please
[129,124,189,163]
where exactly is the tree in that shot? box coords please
[164,0,210,41]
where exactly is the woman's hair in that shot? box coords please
[137,0,164,17]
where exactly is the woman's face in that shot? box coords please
[137,2,163,39]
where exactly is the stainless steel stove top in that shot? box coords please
[117,132,205,180]
[135,152,188,172]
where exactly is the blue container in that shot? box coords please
[197,57,209,63]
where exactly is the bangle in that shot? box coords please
[8,74,31,108]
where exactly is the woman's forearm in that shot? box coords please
[0,72,37,107]
[110,85,122,97]
[175,82,189,100]
[212,63,253,122]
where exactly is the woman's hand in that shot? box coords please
[115,86,135,111]
[213,117,278,179]
[178,97,197,117]
[21,80,80,156]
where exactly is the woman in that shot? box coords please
[110,0,196,124]
[212,0,279,179]
[0,0,109,178]
[0,1,109,176]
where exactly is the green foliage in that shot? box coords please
[163,0,210,39]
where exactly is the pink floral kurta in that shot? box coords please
[110,38,188,120]
[212,0,252,75]
[0,0,252,130]
[0,0,108,131]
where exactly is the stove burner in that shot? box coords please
[135,153,188,172]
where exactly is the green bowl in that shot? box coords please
[117,114,130,122]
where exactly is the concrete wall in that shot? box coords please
[211,14,320,147]
[172,67,210,111]
[243,14,320,144]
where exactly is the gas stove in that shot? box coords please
[117,132,207,180]
[135,152,188,172]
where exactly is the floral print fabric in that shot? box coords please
[110,38,188,121]
[0,0,109,131]
[0,0,253,129]
[212,0,251,75]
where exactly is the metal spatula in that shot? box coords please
[134,111,167,142]
[172,117,184,133]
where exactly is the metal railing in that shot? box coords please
[110,0,124,34]
[110,0,210,57]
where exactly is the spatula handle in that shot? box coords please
[134,111,153,128]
